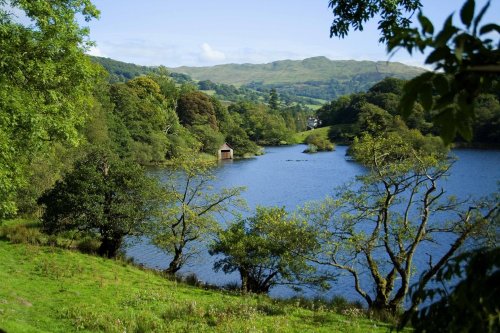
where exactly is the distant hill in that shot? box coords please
[171,56,425,86]
[90,56,193,84]
[90,55,426,104]
[171,57,425,101]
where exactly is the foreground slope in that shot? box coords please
[0,241,389,332]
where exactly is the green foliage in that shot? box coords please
[304,132,496,313]
[148,153,245,274]
[230,102,294,145]
[402,247,500,332]
[0,0,100,218]
[304,133,335,152]
[210,207,321,293]
[268,88,280,110]
[176,91,218,129]
[38,149,161,258]
[109,75,181,163]
[327,0,499,144]
[328,0,422,43]
[191,124,225,154]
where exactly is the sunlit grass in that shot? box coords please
[0,228,391,332]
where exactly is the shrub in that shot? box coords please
[305,133,334,151]
[76,237,101,254]
[0,224,45,245]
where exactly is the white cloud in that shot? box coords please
[86,46,105,57]
[199,43,226,63]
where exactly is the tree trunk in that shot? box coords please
[369,291,401,314]
[165,249,183,275]
[98,235,122,258]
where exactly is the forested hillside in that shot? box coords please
[91,56,426,106]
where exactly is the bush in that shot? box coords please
[304,133,334,152]
[76,237,101,254]
[0,224,45,245]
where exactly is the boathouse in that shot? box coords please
[218,143,233,160]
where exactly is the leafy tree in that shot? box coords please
[190,124,225,154]
[328,0,422,43]
[303,132,497,313]
[268,88,280,110]
[176,91,218,130]
[472,94,500,144]
[0,0,100,218]
[328,0,500,143]
[304,133,334,153]
[401,247,500,332]
[356,102,393,135]
[109,76,177,164]
[210,207,321,293]
[38,149,161,258]
[148,154,244,274]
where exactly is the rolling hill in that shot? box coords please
[91,56,426,104]
[171,56,425,86]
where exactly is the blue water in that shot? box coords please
[126,145,500,301]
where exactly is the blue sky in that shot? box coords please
[85,0,499,68]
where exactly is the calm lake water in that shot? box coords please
[126,145,500,301]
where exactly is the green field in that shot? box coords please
[294,126,332,143]
[0,221,391,333]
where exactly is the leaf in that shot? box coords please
[418,12,434,35]
[433,107,457,145]
[460,0,475,28]
[435,15,458,46]
[419,83,434,111]
[399,72,434,117]
[425,47,451,65]
[479,23,500,35]
[473,0,490,35]
[457,120,473,141]
[433,74,449,95]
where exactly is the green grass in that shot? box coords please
[0,222,391,332]
[294,126,331,143]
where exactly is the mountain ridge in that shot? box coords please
[169,56,426,86]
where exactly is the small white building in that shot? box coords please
[218,143,233,160]
[307,117,320,130]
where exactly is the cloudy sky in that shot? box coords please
[84,0,499,68]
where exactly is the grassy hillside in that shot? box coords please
[170,57,425,87]
[0,225,391,332]
[294,126,331,143]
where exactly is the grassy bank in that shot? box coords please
[293,126,331,144]
[0,221,391,332]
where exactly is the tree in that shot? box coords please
[401,247,500,332]
[268,88,279,110]
[38,149,161,258]
[0,0,100,218]
[328,0,500,144]
[176,91,218,130]
[210,207,321,293]
[303,131,498,313]
[148,153,244,274]
[109,76,179,164]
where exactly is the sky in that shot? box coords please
[84,0,499,68]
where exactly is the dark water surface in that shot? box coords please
[126,145,500,301]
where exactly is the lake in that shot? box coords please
[126,145,500,301]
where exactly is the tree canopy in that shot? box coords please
[0,0,100,218]
[38,149,161,258]
[328,0,500,144]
